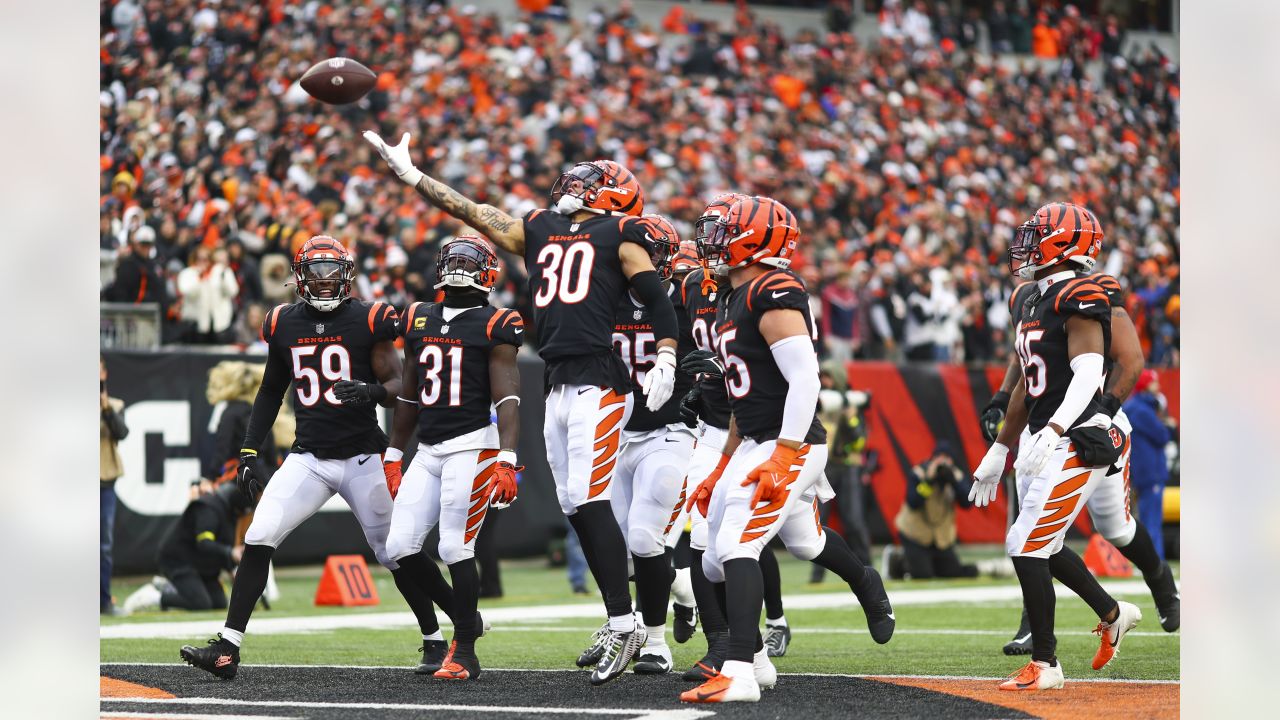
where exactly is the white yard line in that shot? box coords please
[101,580,1154,640]
[100,663,1180,685]
[100,696,715,720]
[102,713,282,720]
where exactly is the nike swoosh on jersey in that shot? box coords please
[514,328,524,333]
[357,456,372,465]
[772,291,791,299]
[1078,302,1095,309]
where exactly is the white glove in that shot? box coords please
[642,347,677,412]
[968,443,1009,508]
[362,131,424,186]
[1015,426,1062,478]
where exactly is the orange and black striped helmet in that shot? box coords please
[550,160,645,217]
[693,192,748,269]
[435,235,499,293]
[634,214,681,280]
[670,239,700,277]
[1010,202,1104,279]
[704,196,801,270]
[292,235,355,311]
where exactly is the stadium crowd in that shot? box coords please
[99,0,1180,366]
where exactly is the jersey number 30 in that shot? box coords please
[533,241,594,307]
[1014,327,1047,397]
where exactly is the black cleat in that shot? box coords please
[1003,609,1033,656]
[672,603,697,644]
[180,635,240,680]
[577,622,611,667]
[632,647,673,675]
[763,623,791,657]
[1149,563,1180,632]
[416,639,449,674]
[433,641,482,680]
[854,567,895,644]
[682,631,727,681]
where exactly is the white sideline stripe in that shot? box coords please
[102,713,281,720]
[100,697,715,720]
[100,580,1154,640]
[99,663,1180,685]
[458,625,1179,638]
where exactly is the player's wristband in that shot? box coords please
[369,384,389,404]
[396,395,419,405]
[497,450,518,466]
[384,447,404,463]
[1099,392,1122,417]
[239,448,258,457]
[495,395,520,407]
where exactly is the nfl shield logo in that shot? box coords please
[633,310,643,320]
[315,323,325,334]
[441,324,450,334]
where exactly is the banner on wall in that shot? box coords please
[103,350,1179,573]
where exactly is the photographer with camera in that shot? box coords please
[893,441,981,579]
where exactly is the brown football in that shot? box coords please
[299,57,377,105]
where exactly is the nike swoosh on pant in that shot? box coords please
[578,388,591,395]
[357,456,371,465]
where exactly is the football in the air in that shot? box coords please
[299,57,377,105]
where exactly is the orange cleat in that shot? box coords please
[1093,600,1142,670]
[998,660,1065,691]
[680,668,760,703]
[432,641,481,680]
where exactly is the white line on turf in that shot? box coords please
[101,713,282,720]
[100,697,715,720]
[100,580,1156,640]
[100,663,1181,685]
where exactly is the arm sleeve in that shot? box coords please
[1047,352,1105,431]
[486,308,526,347]
[242,343,290,452]
[628,270,679,342]
[769,334,821,443]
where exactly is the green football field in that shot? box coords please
[100,546,1179,683]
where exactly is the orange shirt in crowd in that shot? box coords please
[1032,23,1062,58]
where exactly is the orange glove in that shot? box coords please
[743,444,803,506]
[490,460,521,507]
[686,453,731,516]
[384,458,403,499]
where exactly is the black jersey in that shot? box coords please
[682,268,731,430]
[716,269,826,445]
[523,209,653,393]
[1011,272,1126,382]
[260,299,398,459]
[1012,274,1113,434]
[612,283,695,432]
[401,301,524,445]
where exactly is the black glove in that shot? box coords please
[1099,392,1122,418]
[679,349,724,379]
[679,384,703,426]
[333,379,388,406]
[236,450,267,498]
[979,391,1010,443]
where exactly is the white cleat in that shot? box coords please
[680,660,761,703]
[752,647,777,689]
[999,659,1065,691]
[122,581,162,615]
[1092,600,1142,670]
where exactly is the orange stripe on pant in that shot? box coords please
[737,446,807,544]
[464,451,498,544]
[588,390,627,499]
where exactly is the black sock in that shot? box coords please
[1012,555,1056,663]
[446,559,480,646]
[224,544,273,633]
[1114,520,1165,579]
[390,553,443,636]
[674,531,691,570]
[713,578,729,623]
[415,550,457,622]
[812,529,871,593]
[568,502,633,618]
[690,549,729,636]
[1048,547,1118,620]
[633,553,672,628]
[723,558,764,663]
[760,547,785,621]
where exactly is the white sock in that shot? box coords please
[720,659,753,679]
[645,625,667,647]
[423,630,445,642]
[219,628,244,647]
[767,615,787,627]
[609,614,635,633]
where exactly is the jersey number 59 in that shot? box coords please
[290,345,352,407]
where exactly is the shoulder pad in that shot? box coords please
[262,303,290,342]
[1054,278,1111,319]
[486,307,525,346]
[746,270,808,313]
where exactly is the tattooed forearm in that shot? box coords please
[414,175,522,252]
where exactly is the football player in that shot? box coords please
[680,197,894,704]
[364,131,679,684]
[969,203,1144,691]
[383,236,523,681]
[180,236,455,680]
[984,265,1180,657]
[674,194,801,680]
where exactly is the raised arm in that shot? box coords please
[363,131,525,255]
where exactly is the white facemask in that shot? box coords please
[554,194,584,215]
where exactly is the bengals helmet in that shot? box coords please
[694,192,749,275]
[292,235,355,312]
[670,240,700,278]
[635,214,681,280]
[549,160,645,217]
[703,196,800,270]
[1009,202,1104,279]
[434,235,499,293]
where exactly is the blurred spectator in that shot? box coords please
[826,0,854,34]
[177,246,239,344]
[100,358,129,615]
[121,483,255,613]
[892,442,978,580]
[235,303,268,349]
[811,363,873,584]
[1032,11,1063,58]
[105,226,166,310]
[821,269,861,363]
[987,1,1015,53]
[203,361,278,487]
[1123,370,1173,561]
[904,273,937,361]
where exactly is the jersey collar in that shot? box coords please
[1037,270,1077,295]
